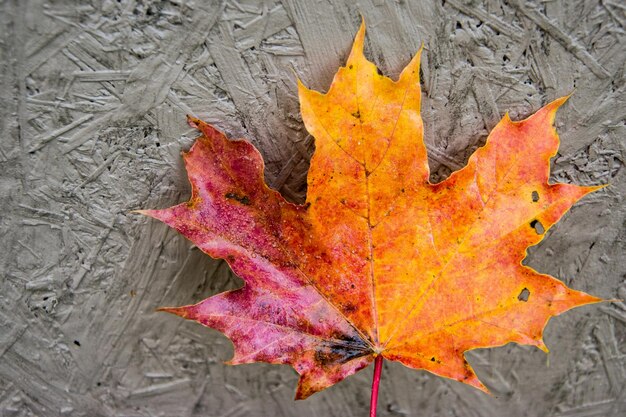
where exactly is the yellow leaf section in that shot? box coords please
[381,98,603,389]
[298,21,427,346]
[298,21,603,390]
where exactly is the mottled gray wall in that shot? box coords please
[1,0,624,416]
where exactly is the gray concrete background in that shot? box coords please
[1,0,624,416]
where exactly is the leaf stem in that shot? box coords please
[370,355,383,417]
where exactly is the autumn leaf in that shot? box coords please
[139,22,604,401]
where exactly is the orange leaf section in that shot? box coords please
[141,21,604,398]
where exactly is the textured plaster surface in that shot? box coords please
[1,0,625,416]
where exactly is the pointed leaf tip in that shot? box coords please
[187,114,202,129]
[543,95,571,121]
[158,305,196,320]
[468,375,490,395]
[133,208,175,224]
[133,209,162,220]
[536,340,550,353]
[399,42,423,84]
[347,18,366,62]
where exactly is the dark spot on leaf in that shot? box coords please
[297,317,315,330]
[352,110,361,119]
[252,352,272,362]
[530,219,544,234]
[518,288,530,302]
[225,192,251,205]
[349,64,353,69]
[329,332,365,346]
[314,349,337,365]
[315,332,371,366]
[430,357,436,362]
[532,191,539,202]
[343,303,357,313]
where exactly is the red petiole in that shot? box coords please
[370,355,384,417]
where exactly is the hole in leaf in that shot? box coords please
[530,219,544,234]
[531,191,539,202]
[74,340,81,347]
[518,288,530,302]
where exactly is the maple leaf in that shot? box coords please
[139,22,604,400]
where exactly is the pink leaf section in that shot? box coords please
[139,118,373,399]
